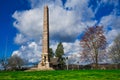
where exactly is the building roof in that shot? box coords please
[50,57,59,65]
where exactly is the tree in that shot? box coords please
[109,34,120,64]
[55,42,64,58]
[80,26,106,69]
[0,58,8,70]
[7,55,24,70]
[55,42,65,69]
[49,48,54,58]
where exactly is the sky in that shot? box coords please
[0,0,120,64]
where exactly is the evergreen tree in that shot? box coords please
[55,42,64,58]
[49,48,54,58]
[55,42,65,69]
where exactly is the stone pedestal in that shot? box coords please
[38,53,50,69]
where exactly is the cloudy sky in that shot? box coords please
[0,0,120,63]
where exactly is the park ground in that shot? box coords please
[0,70,120,80]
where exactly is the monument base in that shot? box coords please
[26,62,53,71]
[37,62,53,70]
[26,67,53,71]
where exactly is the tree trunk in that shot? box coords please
[95,49,98,69]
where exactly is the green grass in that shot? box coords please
[0,70,120,80]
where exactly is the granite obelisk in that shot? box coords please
[38,6,50,69]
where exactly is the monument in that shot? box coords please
[37,5,52,70]
[27,6,53,71]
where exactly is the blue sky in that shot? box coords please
[0,0,30,58]
[0,0,120,63]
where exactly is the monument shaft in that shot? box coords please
[38,6,50,68]
[42,6,49,55]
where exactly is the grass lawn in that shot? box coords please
[0,70,120,80]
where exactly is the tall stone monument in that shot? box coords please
[38,5,51,69]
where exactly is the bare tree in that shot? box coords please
[80,26,106,69]
[0,58,8,70]
[7,55,24,70]
[109,34,120,64]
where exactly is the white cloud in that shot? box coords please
[63,40,81,55]
[95,0,119,12]
[29,0,62,8]
[12,8,43,42]
[12,41,42,63]
[12,0,96,43]
[99,14,120,43]
[11,0,99,63]
[106,29,119,43]
[101,0,119,6]
[100,15,120,29]
[14,34,27,44]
